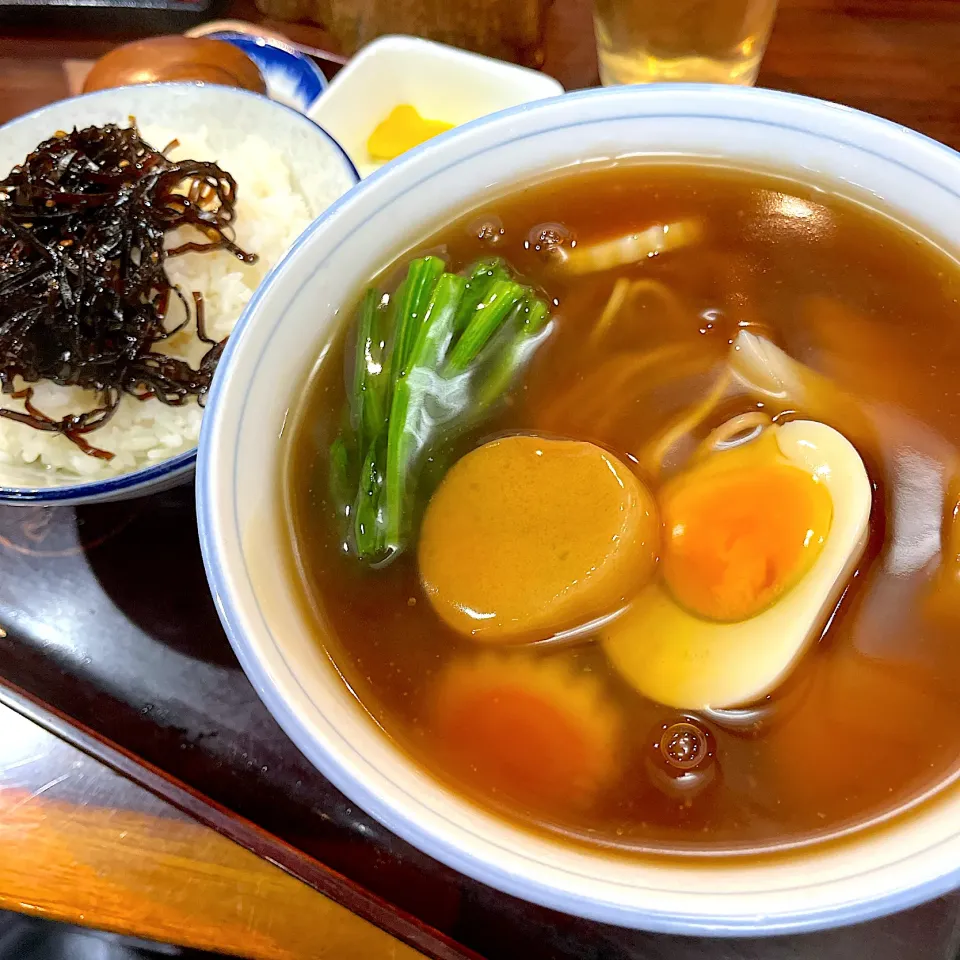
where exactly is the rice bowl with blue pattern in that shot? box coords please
[0,83,357,505]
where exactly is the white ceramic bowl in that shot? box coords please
[198,85,960,934]
[0,83,358,506]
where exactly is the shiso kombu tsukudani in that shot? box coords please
[0,122,255,459]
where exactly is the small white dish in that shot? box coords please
[0,83,358,506]
[309,34,564,177]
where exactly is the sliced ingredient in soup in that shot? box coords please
[287,162,960,852]
[419,435,658,643]
[432,654,621,808]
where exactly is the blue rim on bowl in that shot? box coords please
[0,83,359,506]
[209,32,328,113]
[197,84,960,934]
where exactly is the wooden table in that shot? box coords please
[0,694,424,958]
[0,1,957,956]
[0,0,957,147]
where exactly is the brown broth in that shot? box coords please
[285,162,960,853]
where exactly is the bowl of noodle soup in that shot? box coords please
[198,85,960,933]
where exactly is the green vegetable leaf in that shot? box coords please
[332,255,551,565]
[445,279,526,374]
[454,258,511,336]
[385,272,466,551]
[352,287,387,456]
[476,295,551,411]
[389,256,445,384]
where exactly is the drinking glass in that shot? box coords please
[593,0,779,86]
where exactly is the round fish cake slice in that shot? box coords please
[418,435,658,643]
[431,653,622,807]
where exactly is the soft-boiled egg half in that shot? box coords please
[602,419,871,710]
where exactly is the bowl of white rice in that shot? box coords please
[0,83,358,505]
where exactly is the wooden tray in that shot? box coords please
[0,488,959,958]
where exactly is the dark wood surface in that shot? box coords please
[541,0,960,148]
[0,1,957,955]
[0,693,423,958]
[0,0,957,146]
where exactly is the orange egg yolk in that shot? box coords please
[661,458,833,622]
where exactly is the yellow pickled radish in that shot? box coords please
[367,105,455,162]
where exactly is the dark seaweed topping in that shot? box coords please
[0,122,256,460]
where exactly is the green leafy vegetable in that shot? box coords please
[454,259,511,336]
[352,288,387,456]
[330,256,551,565]
[389,256,445,383]
[353,437,386,560]
[445,279,527,374]
[476,296,551,411]
[385,272,466,551]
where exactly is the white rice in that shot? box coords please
[0,124,324,483]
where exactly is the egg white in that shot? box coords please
[601,420,871,710]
